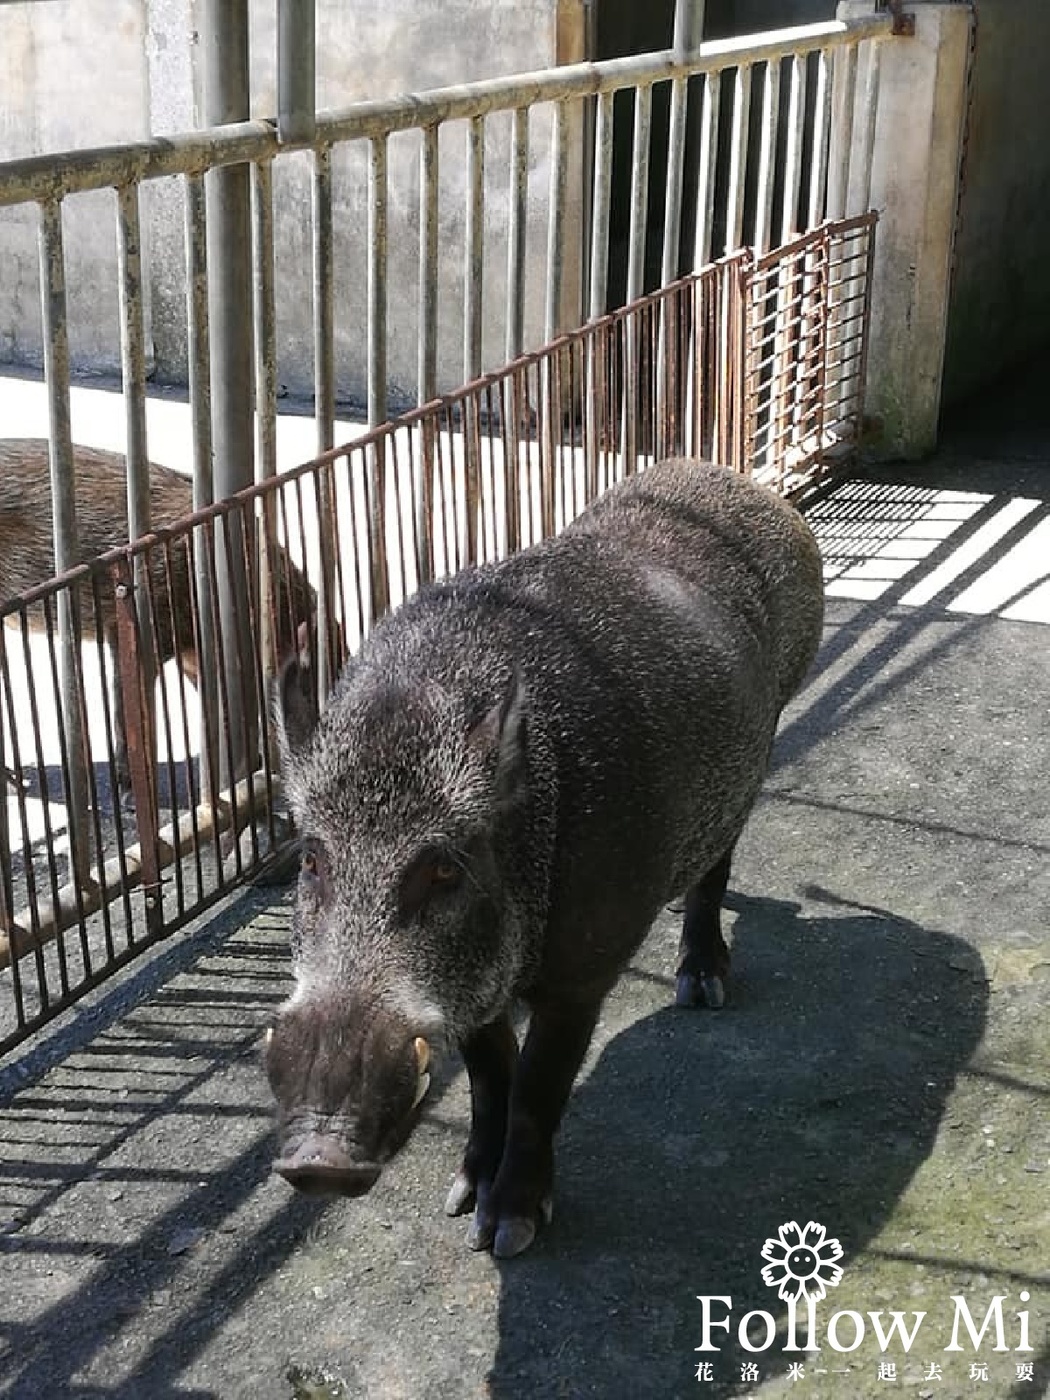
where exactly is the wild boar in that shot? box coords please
[266,458,824,1257]
[0,437,326,795]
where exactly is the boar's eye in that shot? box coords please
[397,849,463,919]
[432,858,460,886]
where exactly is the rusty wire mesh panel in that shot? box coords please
[743,213,876,493]
[0,218,874,1056]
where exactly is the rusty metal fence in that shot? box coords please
[0,215,875,1055]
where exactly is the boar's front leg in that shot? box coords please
[445,1015,519,1221]
[461,995,602,1259]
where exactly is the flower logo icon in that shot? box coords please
[761,1221,844,1301]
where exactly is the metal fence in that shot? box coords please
[0,215,875,1055]
[0,10,897,1054]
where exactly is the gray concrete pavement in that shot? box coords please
[0,367,1048,1400]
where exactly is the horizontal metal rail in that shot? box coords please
[0,17,893,208]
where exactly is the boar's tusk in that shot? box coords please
[412,1072,431,1111]
[264,1026,274,1046]
[413,1036,430,1075]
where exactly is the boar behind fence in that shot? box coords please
[0,216,874,1057]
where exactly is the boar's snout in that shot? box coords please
[265,994,434,1199]
[273,1133,382,1197]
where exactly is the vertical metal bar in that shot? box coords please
[662,74,689,287]
[585,90,613,509]
[827,42,858,221]
[183,171,219,809]
[463,116,485,568]
[313,146,335,453]
[686,68,721,454]
[8,618,45,966]
[504,107,528,568]
[506,106,529,361]
[37,199,90,892]
[116,187,150,545]
[464,115,485,382]
[203,0,256,788]
[277,0,316,145]
[807,49,833,228]
[39,596,79,978]
[753,60,780,255]
[826,37,858,431]
[418,126,440,404]
[416,124,439,587]
[368,135,390,620]
[625,84,652,305]
[112,557,163,936]
[672,0,705,55]
[252,158,279,699]
[692,71,722,269]
[726,64,752,253]
[312,144,338,694]
[545,101,569,344]
[780,53,807,243]
[623,84,652,475]
[542,101,568,543]
[115,182,158,848]
[588,89,614,320]
[368,135,389,433]
[664,0,706,282]
[659,1,705,469]
[854,39,881,215]
[772,54,806,483]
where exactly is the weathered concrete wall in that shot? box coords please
[846,0,973,460]
[941,0,1050,407]
[0,0,586,403]
[0,0,150,372]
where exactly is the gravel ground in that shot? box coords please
[0,374,1048,1400]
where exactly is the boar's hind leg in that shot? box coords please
[675,847,734,1010]
[465,996,602,1260]
[445,1015,519,1220]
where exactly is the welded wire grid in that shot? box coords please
[0,219,873,1054]
[743,213,876,493]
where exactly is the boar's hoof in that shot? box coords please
[493,1216,538,1259]
[675,972,726,1009]
[274,1133,381,1197]
[444,1170,475,1217]
[465,1193,553,1258]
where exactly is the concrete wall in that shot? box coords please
[0,0,586,404]
[941,0,1050,407]
[0,0,151,369]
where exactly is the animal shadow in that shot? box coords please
[488,892,988,1399]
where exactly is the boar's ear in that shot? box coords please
[274,627,319,762]
[468,671,527,808]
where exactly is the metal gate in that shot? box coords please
[0,7,896,1056]
[0,214,875,1055]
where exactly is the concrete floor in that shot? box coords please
[0,367,1047,1399]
